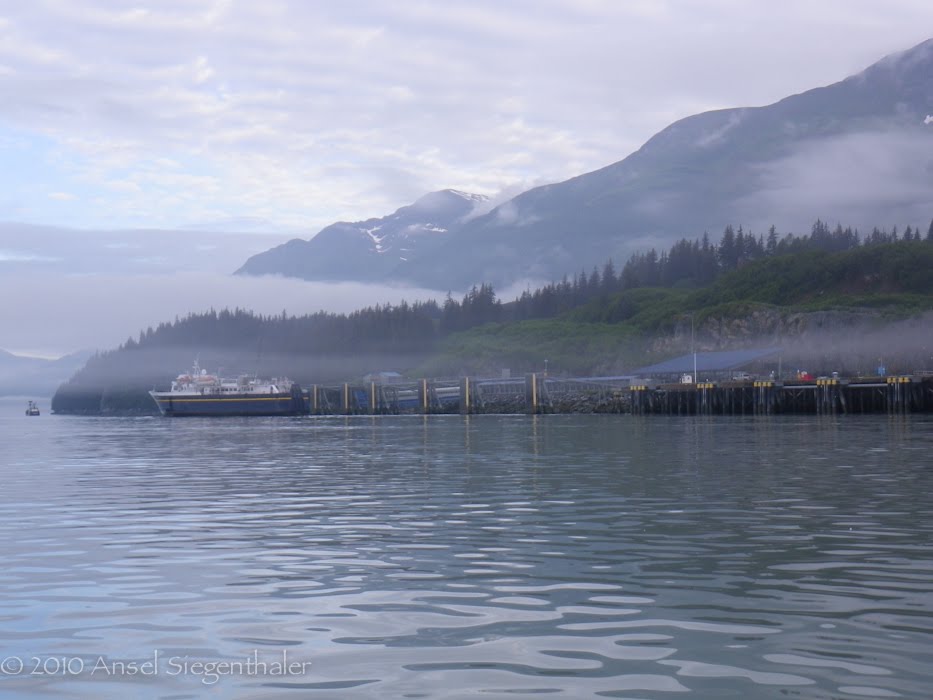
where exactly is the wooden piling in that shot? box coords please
[460,377,472,415]
[341,382,351,415]
[420,378,429,414]
[526,372,539,415]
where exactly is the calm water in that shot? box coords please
[1,404,931,699]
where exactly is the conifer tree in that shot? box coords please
[601,259,617,293]
[718,225,736,270]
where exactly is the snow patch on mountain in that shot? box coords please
[363,225,385,252]
[447,189,489,203]
[235,189,493,282]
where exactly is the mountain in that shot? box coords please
[0,348,95,397]
[235,189,487,282]
[237,38,933,290]
[395,38,933,288]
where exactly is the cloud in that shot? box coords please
[0,249,61,263]
[0,222,293,275]
[0,2,931,232]
[461,181,545,221]
[695,110,746,148]
[736,128,933,232]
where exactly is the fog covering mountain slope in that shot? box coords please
[395,38,933,288]
[235,189,487,282]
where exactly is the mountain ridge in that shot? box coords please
[235,188,488,282]
[239,38,933,289]
[0,348,95,397]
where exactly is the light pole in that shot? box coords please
[544,358,549,376]
[691,313,697,382]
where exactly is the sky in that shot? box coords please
[1,1,932,357]
[2,0,933,232]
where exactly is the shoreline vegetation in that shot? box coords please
[52,220,933,415]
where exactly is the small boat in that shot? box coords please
[149,361,308,417]
[26,401,40,416]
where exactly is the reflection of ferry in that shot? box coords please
[26,400,40,416]
[149,362,308,416]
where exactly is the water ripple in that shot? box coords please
[0,411,931,698]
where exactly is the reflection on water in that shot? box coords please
[0,413,931,698]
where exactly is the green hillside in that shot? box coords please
[424,242,933,376]
[691,241,933,308]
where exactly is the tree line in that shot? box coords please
[112,217,933,355]
[508,218,933,321]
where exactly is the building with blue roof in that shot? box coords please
[632,347,782,381]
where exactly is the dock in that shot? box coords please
[303,374,933,416]
[629,376,933,415]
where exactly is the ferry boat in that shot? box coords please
[149,362,309,416]
[25,400,40,416]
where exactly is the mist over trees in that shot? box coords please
[53,217,933,414]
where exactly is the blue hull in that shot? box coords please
[150,391,309,417]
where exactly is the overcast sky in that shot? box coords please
[2,0,932,233]
[2,1,932,358]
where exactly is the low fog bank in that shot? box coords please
[68,346,432,387]
[689,309,933,376]
[779,315,933,376]
[0,271,444,358]
[50,305,933,414]
[0,350,93,397]
[53,345,433,414]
